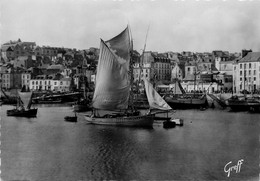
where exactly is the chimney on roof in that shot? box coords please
[242,49,252,58]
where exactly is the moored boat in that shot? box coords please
[164,93,207,109]
[227,95,260,112]
[7,91,37,117]
[64,112,77,122]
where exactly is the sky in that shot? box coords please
[1,0,260,54]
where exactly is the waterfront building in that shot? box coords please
[133,51,171,84]
[29,76,71,92]
[181,81,221,94]
[52,77,71,92]
[133,51,154,83]
[233,52,260,94]
[1,68,23,89]
[153,53,171,82]
[171,63,183,81]
[1,72,11,89]
[21,70,32,90]
[184,61,199,81]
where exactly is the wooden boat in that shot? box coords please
[64,113,77,122]
[7,91,38,117]
[163,118,183,129]
[165,93,207,109]
[37,98,62,104]
[227,95,260,112]
[84,26,173,127]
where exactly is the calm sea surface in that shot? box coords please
[1,105,259,181]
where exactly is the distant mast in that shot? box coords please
[138,24,150,84]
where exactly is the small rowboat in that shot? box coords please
[163,118,183,128]
[64,112,77,122]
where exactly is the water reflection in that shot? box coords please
[1,106,259,180]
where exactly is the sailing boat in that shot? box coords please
[84,26,172,127]
[7,91,38,117]
[164,68,207,109]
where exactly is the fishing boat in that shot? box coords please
[227,95,260,112]
[64,112,77,122]
[164,80,207,109]
[164,70,207,109]
[84,26,172,127]
[7,91,38,117]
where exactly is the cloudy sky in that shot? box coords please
[1,0,260,53]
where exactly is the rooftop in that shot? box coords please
[239,52,260,63]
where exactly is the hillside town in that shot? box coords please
[1,38,259,96]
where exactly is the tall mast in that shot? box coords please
[128,25,135,109]
[138,24,150,85]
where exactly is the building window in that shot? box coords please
[240,64,242,69]
[249,63,251,68]
[244,64,246,69]
[240,71,242,76]
[249,70,251,75]
[254,70,256,75]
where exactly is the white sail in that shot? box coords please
[92,27,132,110]
[18,91,33,109]
[143,78,172,111]
[105,26,132,70]
[92,40,130,110]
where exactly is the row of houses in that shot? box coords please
[0,64,95,93]
[1,39,260,94]
[0,39,76,61]
[132,49,260,94]
[1,50,259,94]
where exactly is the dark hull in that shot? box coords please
[165,97,208,109]
[64,116,77,122]
[7,108,38,117]
[85,114,154,128]
[35,100,62,104]
[228,101,260,112]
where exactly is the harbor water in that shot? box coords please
[1,105,259,180]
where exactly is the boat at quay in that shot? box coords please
[164,93,208,109]
[227,95,260,112]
